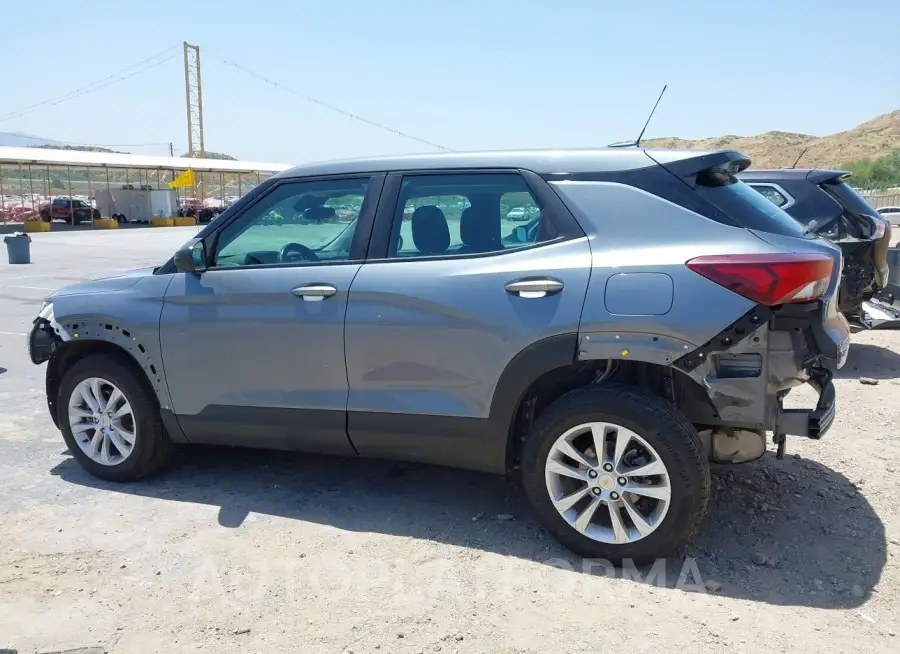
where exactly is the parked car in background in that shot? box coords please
[877,206,900,224]
[740,169,892,325]
[40,197,101,225]
[29,147,849,563]
[506,206,528,221]
[178,198,221,223]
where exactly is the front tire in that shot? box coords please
[520,384,710,564]
[57,354,173,482]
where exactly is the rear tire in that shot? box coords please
[57,354,174,482]
[520,384,710,564]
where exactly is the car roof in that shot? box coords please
[738,168,848,184]
[274,147,736,179]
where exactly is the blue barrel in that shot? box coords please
[4,233,32,264]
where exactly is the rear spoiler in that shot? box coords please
[806,169,849,184]
[644,149,752,187]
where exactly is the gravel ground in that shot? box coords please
[0,228,898,653]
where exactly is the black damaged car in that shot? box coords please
[740,169,893,326]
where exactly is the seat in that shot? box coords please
[411,205,450,255]
[458,205,501,254]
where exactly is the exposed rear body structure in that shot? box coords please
[741,168,893,327]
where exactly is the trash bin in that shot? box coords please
[4,232,31,264]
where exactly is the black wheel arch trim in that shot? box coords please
[487,333,580,469]
[44,326,173,432]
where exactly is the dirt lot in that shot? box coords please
[1,229,899,653]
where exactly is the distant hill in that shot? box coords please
[32,144,126,154]
[0,133,241,160]
[0,132,128,153]
[181,151,237,161]
[643,110,900,169]
[0,131,57,148]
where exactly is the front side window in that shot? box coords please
[213,177,369,268]
[389,173,552,259]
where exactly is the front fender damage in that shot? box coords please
[28,303,70,364]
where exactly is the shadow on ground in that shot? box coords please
[837,342,900,380]
[0,366,7,375]
[52,445,885,610]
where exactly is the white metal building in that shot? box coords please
[0,146,290,222]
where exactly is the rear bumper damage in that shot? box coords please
[774,367,836,439]
[676,301,847,456]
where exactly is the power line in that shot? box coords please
[0,44,181,123]
[0,131,172,149]
[204,49,452,152]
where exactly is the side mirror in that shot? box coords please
[514,226,529,243]
[174,238,207,274]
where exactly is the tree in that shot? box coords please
[843,149,900,189]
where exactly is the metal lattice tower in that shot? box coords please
[183,42,205,159]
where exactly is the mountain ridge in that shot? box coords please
[643,110,900,169]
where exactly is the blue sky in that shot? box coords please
[1,0,898,164]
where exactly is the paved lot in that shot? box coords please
[0,228,899,653]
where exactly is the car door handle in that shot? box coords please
[290,283,338,301]
[504,278,564,299]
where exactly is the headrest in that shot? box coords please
[304,206,335,222]
[411,205,450,255]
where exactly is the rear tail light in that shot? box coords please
[686,253,834,306]
[873,217,887,239]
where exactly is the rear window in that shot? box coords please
[695,172,810,238]
[822,179,878,217]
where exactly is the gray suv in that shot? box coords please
[28,148,851,563]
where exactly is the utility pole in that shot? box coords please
[168,142,176,185]
[183,41,205,201]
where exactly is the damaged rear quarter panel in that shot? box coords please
[553,179,797,429]
[47,273,176,412]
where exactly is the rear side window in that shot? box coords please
[695,172,810,238]
[748,183,791,208]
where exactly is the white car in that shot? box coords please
[877,206,900,224]
[506,206,528,221]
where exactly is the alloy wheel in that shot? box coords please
[67,377,136,466]
[544,421,671,544]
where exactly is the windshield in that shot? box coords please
[317,218,357,252]
[695,172,811,238]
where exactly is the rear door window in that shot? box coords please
[388,173,554,258]
[695,173,810,238]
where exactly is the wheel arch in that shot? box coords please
[495,335,719,473]
[46,338,164,430]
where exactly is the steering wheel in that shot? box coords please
[279,242,319,263]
